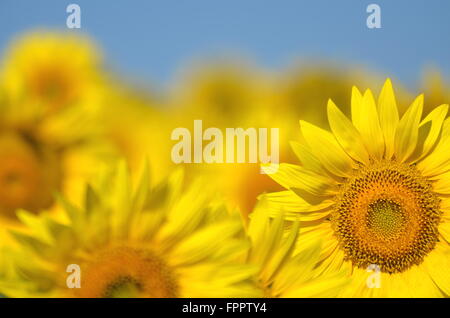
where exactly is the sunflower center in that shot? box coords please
[103,276,143,298]
[366,199,406,240]
[29,66,77,110]
[76,247,178,298]
[331,161,441,274]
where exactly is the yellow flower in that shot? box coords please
[0,87,111,223]
[246,201,347,297]
[0,163,258,298]
[0,32,117,240]
[263,79,450,297]
[169,61,286,216]
[1,31,103,114]
[170,60,269,126]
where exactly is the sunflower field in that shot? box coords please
[0,5,449,300]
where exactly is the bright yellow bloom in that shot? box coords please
[0,86,113,223]
[1,31,103,114]
[246,201,346,297]
[263,79,450,297]
[0,163,258,298]
[0,32,117,241]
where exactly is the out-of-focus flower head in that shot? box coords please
[170,59,270,127]
[0,32,117,230]
[2,31,104,115]
[0,162,259,298]
[168,60,284,217]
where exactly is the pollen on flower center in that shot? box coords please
[366,199,406,240]
[76,247,179,298]
[331,161,442,274]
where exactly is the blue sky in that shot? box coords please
[0,0,449,88]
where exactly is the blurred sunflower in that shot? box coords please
[0,32,117,231]
[273,64,411,129]
[246,201,346,297]
[0,163,259,298]
[263,79,450,297]
[170,60,268,126]
[2,31,103,114]
[168,61,287,216]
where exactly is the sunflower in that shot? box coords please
[0,32,118,229]
[1,31,103,114]
[170,60,269,126]
[246,200,347,297]
[263,79,450,297]
[168,61,288,216]
[0,163,259,298]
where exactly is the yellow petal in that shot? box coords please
[282,273,346,298]
[171,220,243,266]
[431,171,450,194]
[290,141,329,177]
[261,191,333,221]
[377,79,399,159]
[352,89,384,159]
[439,199,450,214]
[421,105,448,154]
[295,222,335,256]
[409,104,448,164]
[394,94,424,162]
[300,120,354,178]
[327,99,370,164]
[418,118,450,176]
[351,86,364,126]
[314,243,346,276]
[263,163,336,197]
[439,220,450,244]
[397,267,438,298]
[423,245,450,297]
